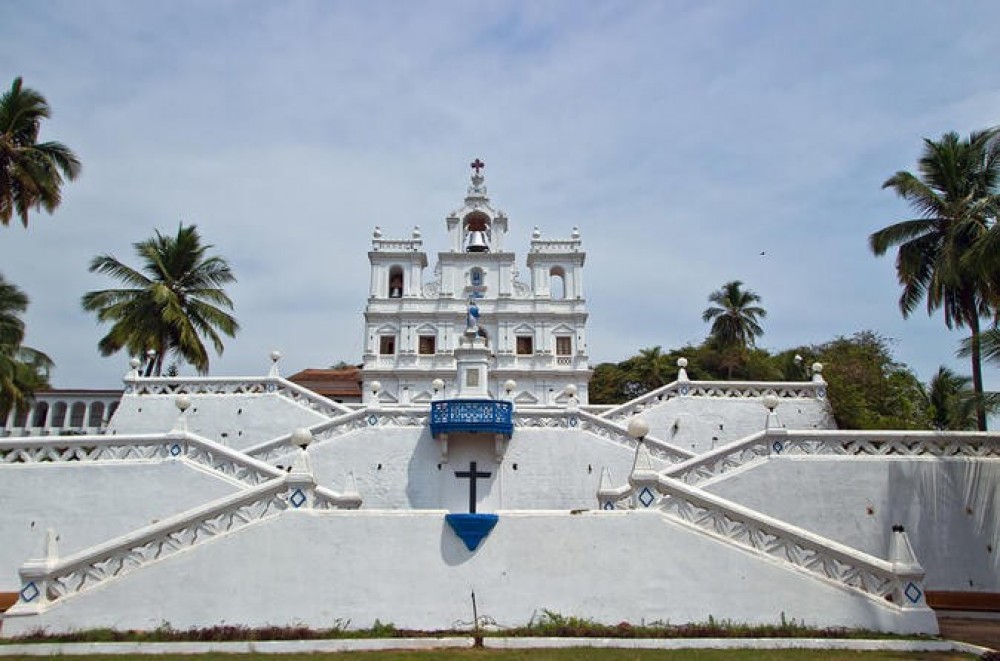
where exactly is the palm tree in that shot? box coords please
[81,224,240,376]
[870,129,1000,430]
[0,274,52,418]
[0,77,81,227]
[702,281,767,379]
[633,346,669,391]
[924,366,977,431]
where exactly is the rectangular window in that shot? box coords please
[556,336,572,356]
[379,335,396,355]
[516,336,533,355]
[418,335,436,355]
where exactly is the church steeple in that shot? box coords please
[447,158,508,253]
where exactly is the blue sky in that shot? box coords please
[1,1,999,393]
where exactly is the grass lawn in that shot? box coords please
[0,650,979,660]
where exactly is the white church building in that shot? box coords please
[1,163,999,637]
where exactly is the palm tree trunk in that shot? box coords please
[969,313,988,431]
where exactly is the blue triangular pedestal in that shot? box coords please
[445,513,499,551]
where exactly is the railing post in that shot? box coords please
[889,525,928,609]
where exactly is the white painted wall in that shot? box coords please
[1,510,935,636]
[308,426,664,511]
[640,397,835,454]
[0,462,237,592]
[706,456,1000,592]
[107,394,328,449]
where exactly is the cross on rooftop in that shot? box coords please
[454,460,491,513]
[470,158,485,175]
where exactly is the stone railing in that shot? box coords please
[2,390,123,437]
[244,407,432,463]
[664,429,1000,487]
[0,432,283,487]
[6,471,360,615]
[599,380,826,423]
[652,476,924,607]
[574,410,693,463]
[122,376,353,418]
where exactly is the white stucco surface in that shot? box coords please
[0,461,238,592]
[107,393,328,449]
[639,397,835,454]
[706,456,1000,592]
[1,509,935,636]
[307,426,664,510]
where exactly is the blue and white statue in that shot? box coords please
[466,298,480,333]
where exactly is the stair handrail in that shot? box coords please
[662,430,770,485]
[599,380,826,423]
[0,432,282,487]
[574,409,694,463]
[243,406,432,463]
[651,473,923,606]
[121,375,353,417]
[7,470,361,613]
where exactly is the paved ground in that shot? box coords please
[939,616,1000,651]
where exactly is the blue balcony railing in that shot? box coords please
[430,399,514,438]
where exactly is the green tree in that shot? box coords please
[870,128,1000,430]
[0,77,81,227]
[0,274,52,418]
[923,366,978,431]
[701,280,767,378]
[81,224,239,376]
[814,331,929,430]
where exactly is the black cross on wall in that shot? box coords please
[454,461,492,513]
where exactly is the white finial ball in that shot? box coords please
[291,427,313,449]
[146,349,156,359]
[504,379,517,393]
[565,384,578,397]
[432,378,444,392]
[794,354,803,364]
[532,226,541,239]
[412,225,422,239]
[370,380,382,394]
[270,350,282,363]
[373,226,382,238]
[571,226,580,239]
[129,357,141,369]
[627,417,650,440]
[762,394,780,411]
[677,357,688,368]
[812,362,824,374]
[175,394,191,412]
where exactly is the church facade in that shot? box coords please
[362,163,591,406]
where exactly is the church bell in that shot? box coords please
[466,231,489,253]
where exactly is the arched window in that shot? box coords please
[388,266,404,298]
[51,402,67,428]
[88,402,106,428]
[70,402,86,428]
[549,266,566,300]
[31,402,49,427]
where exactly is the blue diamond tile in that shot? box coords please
[169,443,182,456]
[569,416,578,427]
[638,487,655,508]
[290,488,306,508]
[904,581,923,604]
[367,414,378,426]
[20,581,39,603]
[817,387,827,399]
[266,383,276,392]
[772,440,784,454]
[603,501,615,511]
[679,386,689,396]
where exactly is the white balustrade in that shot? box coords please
[0,433,283,487]
[599,380,827,423]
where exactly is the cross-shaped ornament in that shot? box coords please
[454,461,492,513]
[470,158,485,175]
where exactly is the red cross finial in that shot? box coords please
[470,158,485,175]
